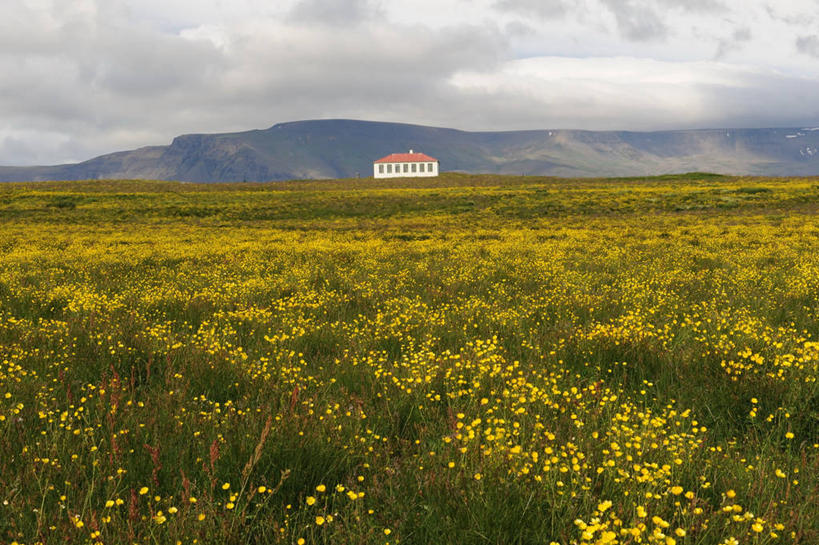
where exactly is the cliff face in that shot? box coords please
[1,120,818,182]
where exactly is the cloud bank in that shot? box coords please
[1,0,818,165]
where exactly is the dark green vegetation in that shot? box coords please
[0,173,818,545]
[1,120,818,182]
[2,172,819,225]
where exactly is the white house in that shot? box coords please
[373,150,439,178]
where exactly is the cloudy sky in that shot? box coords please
[2,0,819,165]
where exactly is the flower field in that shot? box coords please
[0,173,818,544]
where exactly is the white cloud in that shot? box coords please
[179,24,232,51]
[448,57,819,130]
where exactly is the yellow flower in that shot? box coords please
[226,502,235,510]
[297,539,305,545]
[306,496,317,505]
[139,487,149,495]
[752,523,764,533]
[315,515,326,526]
[597,500,612,512]
[474,473,482,481]
[104,500,115,508]
[258,486,267,493]
[197,513,206,521]
[775,469,786,478]
[222,482,230,490]
[316,484,326,493]
[725,489,736,499]
[384,529,392,535]
[670,486,683,495]
[599,532,616,544]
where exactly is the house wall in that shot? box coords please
[373,161,439,178]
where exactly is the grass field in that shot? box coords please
[1,173,818,545]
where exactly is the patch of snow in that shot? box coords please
[802,127,819,131]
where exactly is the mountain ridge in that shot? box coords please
[1,119,818,182]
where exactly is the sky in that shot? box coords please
[2,0,819,165]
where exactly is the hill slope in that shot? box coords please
[1,120,818,182]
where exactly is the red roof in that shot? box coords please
[374,152,438,164]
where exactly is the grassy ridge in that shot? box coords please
[0,174,818,545]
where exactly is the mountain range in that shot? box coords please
[1,119,818,182]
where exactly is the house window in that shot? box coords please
[420,163,425,172]
[387,164,392,173]
[403,164,409,173]
[428,163,433,171]
[379,164,384,174]
[411,164,417,173]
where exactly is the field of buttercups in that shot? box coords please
[0,173,817,544]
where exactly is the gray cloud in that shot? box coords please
[714,26,752,59]
[0,1,507,165]
[599,0,668,42]
[493,0,568,19]
[765,4,817,27]
[504,20,537,37]
[656,0,725,12]
[797,35,819,58]
[289,0,382,25]
[733,27,752,41]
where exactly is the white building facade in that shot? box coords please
[373,150,439,178]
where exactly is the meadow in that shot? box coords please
[0,172,818,545]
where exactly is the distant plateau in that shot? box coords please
[1,119,818,182]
